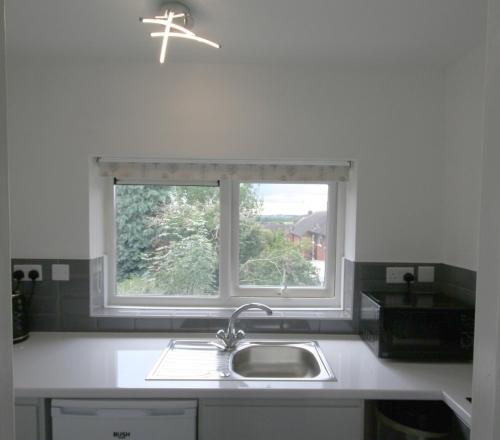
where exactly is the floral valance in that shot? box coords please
[97,159,351,183]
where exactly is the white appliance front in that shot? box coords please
[51,399,197,440]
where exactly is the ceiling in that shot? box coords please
[5,0,487,66]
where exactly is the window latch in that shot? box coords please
[279,283,288,297]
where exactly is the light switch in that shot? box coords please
[418,266,435,283]
[52,264,70,281]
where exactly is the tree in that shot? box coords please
[239,230,320,287]
[146,187,219,295]
[239,183,267,263]
[149,235,218,295]
[115,184,173,280]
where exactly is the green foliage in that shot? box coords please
[239,230,320,287]
[148,235,218,295]
[115,182,321,296]
[117,276,155,295]
[115,185,172,280]
[146,187,220,295]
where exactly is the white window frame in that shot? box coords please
[105,178,345,310]
[231,181,341,305]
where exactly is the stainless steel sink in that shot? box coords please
[230,341,333,380]
[147,340,335,381]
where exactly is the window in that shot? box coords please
[233,183,336,299]
[114,183,220,297]
[101,161,349,310]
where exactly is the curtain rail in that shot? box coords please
[96,156,352,167]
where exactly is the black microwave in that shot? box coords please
[359,291,474,361]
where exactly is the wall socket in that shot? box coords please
[13,264,43,281]
[386,267,414,284]
[418,266,435,283]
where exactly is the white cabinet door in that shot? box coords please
[15,405,38,440]
[15,399,47,440]
[199,399,363,440]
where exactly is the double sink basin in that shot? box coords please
[147,340,335,381]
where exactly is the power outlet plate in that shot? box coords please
[418,266,435,283]
[386,267,414,284]
[52,264,70,281]
[13,264,43,281]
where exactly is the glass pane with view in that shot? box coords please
[239,183,329,288]
[115,184,220,296]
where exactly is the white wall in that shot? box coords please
[471,0,500,438]
[0,0,15,436]
[6,59,444,262]
[443,46,485,271]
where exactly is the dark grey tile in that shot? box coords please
[63,259,90,280]
[319,320,355,333]
[435,263,446,283]
[171,318,221,332]
[283,319,320,333]
[30,295,58,315]
[440,283,476,307]
[60,297,89,316]
[61,315,98,331]
[29,314,59,331]
[211,319,228,330]
[239,318,283,333]
[16,280,56,298]
[97,318,135,331]
[440,264,454,282]
[359,279,403,291]
[436,264,476,304]
[59,279,90,298]
[239,318,320,333]
[358,264,387,281]
[449,265,476,291]
[135,318,173,331]
[412,283,437,293]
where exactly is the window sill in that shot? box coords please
[90,305,352,321]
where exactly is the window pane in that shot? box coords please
[115,184,220,296]
[239,183,329,288]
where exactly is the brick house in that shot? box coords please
[287,211,327,261]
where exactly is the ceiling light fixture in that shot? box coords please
[140,2,220,64]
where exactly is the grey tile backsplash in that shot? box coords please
[436,264,476,307]
[11,258,476,334]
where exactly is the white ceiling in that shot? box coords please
[5,0,486,66]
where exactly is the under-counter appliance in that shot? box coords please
[376,400,452,439]
[51,399,197,440]
[360,291,474,361]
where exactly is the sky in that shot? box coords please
[251,183,328,216]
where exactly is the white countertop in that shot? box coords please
[13,332,473,426]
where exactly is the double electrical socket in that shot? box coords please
[13,264,43,281]
[386,266,435,284]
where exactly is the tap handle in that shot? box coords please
[216,329,227,342]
